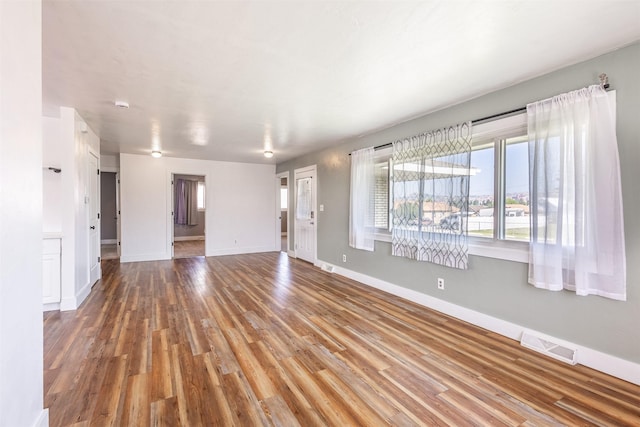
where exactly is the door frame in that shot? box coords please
[100,166,121,257]
[276,171,290,254]
[115,172,121,257]
[87,147,101,285]
[167,170,208,259]
[293,165,317,263]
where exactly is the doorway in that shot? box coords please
[100,171,119,260]
[173,174,206,258]
[277,172,289,253]
[294,165,317,263]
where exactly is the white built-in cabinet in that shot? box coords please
[42,235,61,309]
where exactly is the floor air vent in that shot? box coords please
[321,264,335,273]
[520,331,577,365]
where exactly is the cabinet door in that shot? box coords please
[43,239,61,304]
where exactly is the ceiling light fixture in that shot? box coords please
[151,151,162,158]
[114,100,130,109]
[263,150,274,158]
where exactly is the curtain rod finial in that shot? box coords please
[599,73,610,90]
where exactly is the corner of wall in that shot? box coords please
[33,409,49,427]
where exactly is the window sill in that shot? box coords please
[374,233,528,263]
[468,238,528,263]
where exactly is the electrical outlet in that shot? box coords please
[437,278,445,290]
[342,254,347,263]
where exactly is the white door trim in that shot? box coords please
[276,171,289,254]
[88,148,101,285]
[115,172,121,257]
[167,170,209,258]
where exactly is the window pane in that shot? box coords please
[391,160,421,231]
[374,161,389,229]
[197,181,205,210]
[280,188,288,210]
[468,143,495,238]
[504,136,530,241]
[296,178,312,220]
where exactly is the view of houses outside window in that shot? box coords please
[373,133,531,243]
[503,136,530,241]
[468,135,530,241]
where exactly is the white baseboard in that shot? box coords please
[207,245,277,257]
[101,239,117,244]
[33,409,49,427]
[76,280,93,308]
[174,235,205,241]
[59,279,94,311]
[43,302,60,312]
[287,250,296,258]
[60,295,77,311]
[318,259,640,386]
[121,252,171,263]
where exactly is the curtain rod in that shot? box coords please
[358,106,527,153]
[350,74,611,154]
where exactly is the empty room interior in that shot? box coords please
[2,1,640,426]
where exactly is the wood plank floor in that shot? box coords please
[44,252,640,426]
[174,240,205,259]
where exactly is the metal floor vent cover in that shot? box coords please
[520,331,578,365]
[321,264,335,273]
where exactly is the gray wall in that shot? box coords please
[100,172,117,240]
[277,43,640,363]
[174,174,205,238]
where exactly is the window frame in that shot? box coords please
[373,147,393,239]
[197,181,206,211]
[372,113,530,263]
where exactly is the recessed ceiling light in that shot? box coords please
[264,150,274,158]
[115,100,129,109]
[151,151,162,158]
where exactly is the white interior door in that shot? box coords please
[294,166,316,263]
[170,174,175,258]
[115,172,121,257]
[89,151,101,284]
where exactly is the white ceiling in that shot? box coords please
[43,1,640,164]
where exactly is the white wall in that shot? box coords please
[120,154,277,262]
[101,153,119,171]
[0,1,47,426]
[44,107,100,310]
[43,116,63,232]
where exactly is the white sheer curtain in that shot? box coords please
[527,85,626,300]
[349,147,375,251]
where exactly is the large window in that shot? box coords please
[372,113,530,260]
